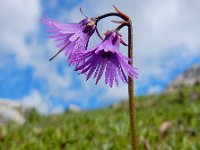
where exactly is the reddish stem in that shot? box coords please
[95,7,138,150]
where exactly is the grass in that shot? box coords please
[0,86,200,150]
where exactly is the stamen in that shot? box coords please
[80,8,90,19]
[49,42,70,61]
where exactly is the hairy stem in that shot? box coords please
[94,7,138,150]
[128,20,138,150]
[115,22,128,31]
[96,11,138,149]
[95,12,128,23]
[94,12,129,40]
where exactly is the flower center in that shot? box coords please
[83,19,96,34]
[101,52,112,59]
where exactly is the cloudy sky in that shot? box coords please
[0,0,200,114]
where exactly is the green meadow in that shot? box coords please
[0,86,200,150]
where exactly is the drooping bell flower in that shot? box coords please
[41,16,96,62]
[72,31,138,87]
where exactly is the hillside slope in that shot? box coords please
[166,63,200,92]
[0,86,200,150]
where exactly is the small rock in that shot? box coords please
[0,99,35,125]
[143,139,151,150]
[67,104,81,112]
[110,103,121,109]
[159,121,172,137]
[0,125,7,140]
[0,106,25,125]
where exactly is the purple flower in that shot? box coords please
[41,16,96,62]
[72,31,138,87]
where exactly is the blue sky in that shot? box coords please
[1,0,200,114]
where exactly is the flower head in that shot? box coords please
[73,31,138,87]
[41,16,96,62]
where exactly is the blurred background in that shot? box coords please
[0,0,200,149]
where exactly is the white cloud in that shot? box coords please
[21,90,49,114]
[21,90,65,114]
[0,0,40,66]
[0,0,80,112]
[0,0,79,101]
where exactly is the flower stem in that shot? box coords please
[95,12,127,23]
[115,18,138,150]
[94,9,138,149]
[115,22,128,31]
[128,20,138,150]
